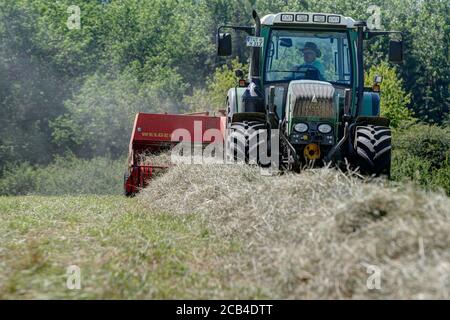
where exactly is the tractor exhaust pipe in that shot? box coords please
[355,21,367,117]
[250,10,261,82]
[253,10,261,37]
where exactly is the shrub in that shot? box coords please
[0,156,125,196]
[365,62,414,127]
[394,123,450,169]
[0,162,39,196]
[391,123,450,194]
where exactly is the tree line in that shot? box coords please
[0,0,448,172]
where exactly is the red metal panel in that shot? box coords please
[133,113,226,144]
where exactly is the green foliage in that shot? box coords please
[0,162,38,196]
[391,123,450,194]
[208,59,248,110]
[0,0,72,167]
[365,62,414,127]
[397,0,449,124]
[184,58,248,111]
[0,0,448,174]
[51,68,187,158]
[0,0,217,166]
[394,123,450,169]
[0,156,124,196]
[182,88,215,113]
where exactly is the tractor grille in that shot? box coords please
[290,81,335,118]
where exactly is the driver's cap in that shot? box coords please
[300,42,322,58]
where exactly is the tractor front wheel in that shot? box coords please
[353,125,392,176]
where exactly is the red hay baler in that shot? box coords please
[124,112,226,196]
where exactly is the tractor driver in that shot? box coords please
[295,42,325,81]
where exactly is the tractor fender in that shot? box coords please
[226,87,246,122]
[231,112,266,124]
[354,116,390,127]
[360,92,381,117]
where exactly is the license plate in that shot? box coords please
[246,36,264,48]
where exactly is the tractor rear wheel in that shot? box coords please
[354,125,392,176]
[227,121,269,165]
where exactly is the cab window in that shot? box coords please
[265,30,352,85]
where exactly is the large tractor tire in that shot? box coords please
[354,125,392,176]
[227,121,269,165]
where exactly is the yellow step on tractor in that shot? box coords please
[218,11,403,175]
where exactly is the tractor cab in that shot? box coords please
[218,11,403,175]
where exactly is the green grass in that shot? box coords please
[1,164,449,299]
[0,196,243,299]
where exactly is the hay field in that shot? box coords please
[139,164,450,299]
[1,164,449,299]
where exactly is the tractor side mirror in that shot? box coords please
[389,40,403,64]
[218,33,232,56]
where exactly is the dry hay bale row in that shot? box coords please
[138,163,450,299]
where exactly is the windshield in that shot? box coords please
[265,30,352,85]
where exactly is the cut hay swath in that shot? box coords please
[138,162,450,299]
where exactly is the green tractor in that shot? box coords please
[218,11,403,175]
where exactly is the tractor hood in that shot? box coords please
[285,80,340,140]
[288,80,336,118]
[287,80,338,121]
